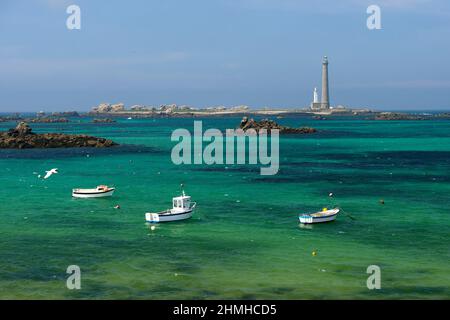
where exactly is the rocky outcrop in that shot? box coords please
[26,117,69,123]
[435,113,450,119]
[92,103,125,113]
[374,112,426,120]
[51,111,80,117]
[12,122,32,135]
[1,116,70,123]
[239,117,316,134]
[110,103,125,112]
[92,118,116,123]
[0,122,117,149]
[92,103,112,113]
[159,104,178,114]
[0,114,23,122]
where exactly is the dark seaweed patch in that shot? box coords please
[270,287,295,295]
[357,285,450,298]
[319,151,450,167]
[0,144,162,159]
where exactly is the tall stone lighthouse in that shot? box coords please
[311,56,331,110]
[321,56,330,109]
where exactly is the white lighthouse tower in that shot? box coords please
[311,87,321,109]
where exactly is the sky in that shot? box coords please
[0,0,449,111]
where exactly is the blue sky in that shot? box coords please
[1,0,449,111]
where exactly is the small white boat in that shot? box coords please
[145,191,196,223]
[72,185,115,198]
[299,208,340,224]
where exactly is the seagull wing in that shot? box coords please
[43,168,59,179]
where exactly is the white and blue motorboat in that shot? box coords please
[299,208,340,224]
[72,185,115,198]
[145,191,196,223]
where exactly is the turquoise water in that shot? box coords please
[0,116,449,299]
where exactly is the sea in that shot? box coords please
[0,114,449,299]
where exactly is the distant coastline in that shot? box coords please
[86,102,374,118]
[1,103,450,121]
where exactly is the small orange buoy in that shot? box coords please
[312,250,318,256]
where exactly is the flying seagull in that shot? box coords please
[44,168,58,179]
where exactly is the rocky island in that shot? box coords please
[374,112,427,121]
[26,117,70,123]
[239,116,316,134]
[0,122,117,149]
[92,118,116,123]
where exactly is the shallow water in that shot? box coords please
[0,116,449,299]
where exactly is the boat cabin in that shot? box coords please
[172,195,191,213]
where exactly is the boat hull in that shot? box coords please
[145,210,193,223]
[299,214,337,224]
[72,189,115,198]
[299,209,339,224]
